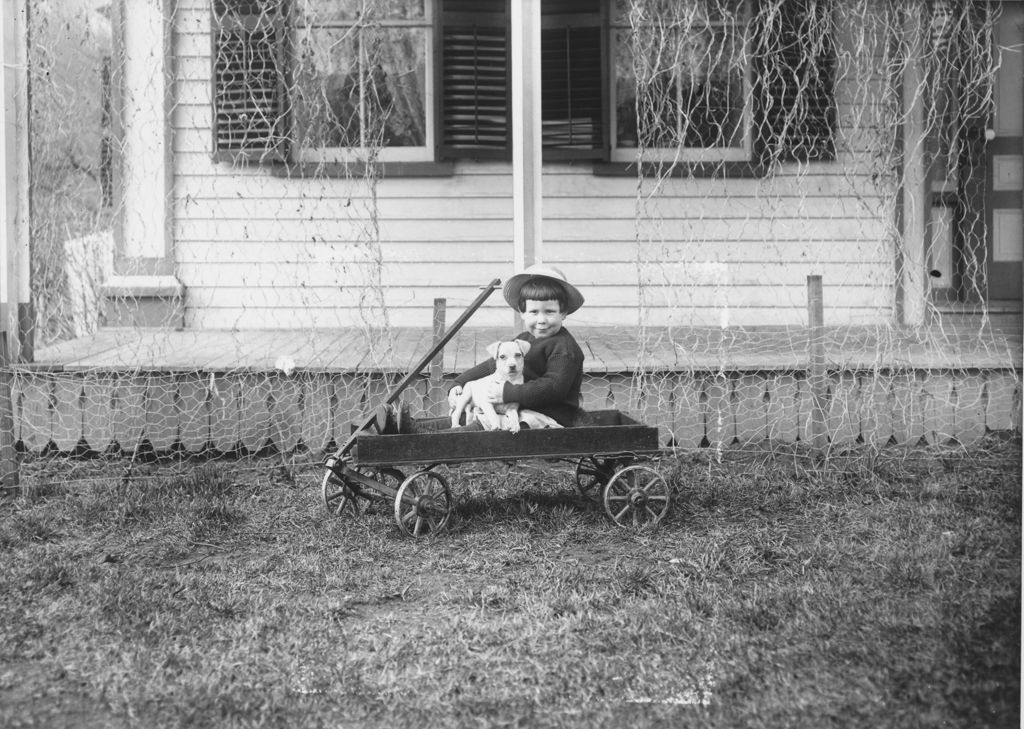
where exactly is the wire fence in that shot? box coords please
[7,0,1021,486]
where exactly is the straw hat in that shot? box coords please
[503,264,585,315]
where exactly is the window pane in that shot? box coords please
[298,0,424,23]
[374,28,428,146]
[614,8,745,150]
[293,32,360,147]
[293,27,427,149]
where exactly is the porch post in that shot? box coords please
[899,3,928,327]
[0,0,27,487]
[1,0,30,362]
[510,0,543,284]
[103,0,184,327]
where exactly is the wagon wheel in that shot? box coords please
[575,456,631,503]
[322,459,403,517]
[603,464,672,528]
[394,470,453,538]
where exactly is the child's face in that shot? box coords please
[521,299,565,339]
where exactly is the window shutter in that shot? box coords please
[752,0,836,164]
[439,0,511,159]
[212,0,289,162]
[541,0,607,160]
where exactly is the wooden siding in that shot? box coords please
[169,0,899,331]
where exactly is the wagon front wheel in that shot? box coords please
[394,470,453,537]
[603,464,671,528]
[321,458,365,517]
[575,456,629,502]
[322,460,403,517]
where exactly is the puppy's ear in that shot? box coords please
[486,341,500,360]
[516,339,532,356]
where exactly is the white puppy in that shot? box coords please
[450,339,531,433]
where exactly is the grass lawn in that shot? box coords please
[0,437,1019,728]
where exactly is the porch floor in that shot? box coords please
[28,314,1022,373]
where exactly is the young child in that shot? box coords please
[376,264,585,433]
[448,264,585,428]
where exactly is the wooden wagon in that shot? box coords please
[319,281,675,537]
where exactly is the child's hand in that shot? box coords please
[447,386,463,410]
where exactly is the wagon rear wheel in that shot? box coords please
[575,456,631,502]
[603,464,671,528]
[394,470,453,537]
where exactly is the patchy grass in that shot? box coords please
[0,437,1019,728]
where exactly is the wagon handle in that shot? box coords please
[331,278,503,459]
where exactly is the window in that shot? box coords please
[212,0,835,167]
[611,0,751,162]
[292,0,434,163]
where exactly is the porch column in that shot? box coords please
[899,3,928,327]
[510,0,543,283]
[0,0,31,361]
[104,0,183,327]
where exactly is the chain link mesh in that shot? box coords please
[12,0,1021,478]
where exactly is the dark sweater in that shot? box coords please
[453,328,585,426]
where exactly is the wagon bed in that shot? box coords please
[349,410,661,467]
[323,410,673,537]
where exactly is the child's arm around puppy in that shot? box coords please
[449,265,586,428]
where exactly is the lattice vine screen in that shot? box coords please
[14,0,1021,473]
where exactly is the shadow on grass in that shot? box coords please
[454,487,588,520]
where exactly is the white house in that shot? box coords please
[96,0,1022,333]
[2,0,1021,458]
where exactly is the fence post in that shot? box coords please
[807,276,828,452]
[428,298,447,417]
[0,332,18,490]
